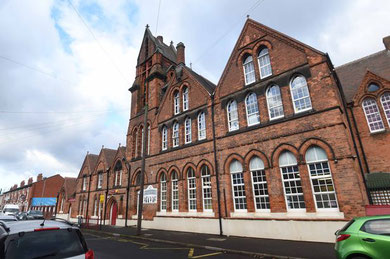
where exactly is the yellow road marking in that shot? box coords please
[188,248,194,257]
[188,248,223,258]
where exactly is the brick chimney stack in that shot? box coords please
[176,42,185,65]
[156,35,163,43]
[20,180,25,187]
[383,36,390,50]
[37,173,43,182]
[28,177,33,185]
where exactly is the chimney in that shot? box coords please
[176,42,185,65]
[28,177,33,185]
[383,36,390,50]
[37,173,43,182]
[20,180,25,187]
[157,35,163,43]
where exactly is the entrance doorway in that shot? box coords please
[110,201,118,226]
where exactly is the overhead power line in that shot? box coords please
[155,0,162,35]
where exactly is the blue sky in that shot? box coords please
[0,0,389,192]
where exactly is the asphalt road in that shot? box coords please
[83,233,252,259]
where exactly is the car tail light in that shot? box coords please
[336,234,351,242]
[34,227,60,232]
[85,249,94,259]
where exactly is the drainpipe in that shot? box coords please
[325,54,372,204]
[123,158,131,227]
[211,94,223,236]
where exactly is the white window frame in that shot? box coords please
[82,177,87,191]
[162,126,168,151]
[187,168,197,211]
[279,151,305,210]
[266,85,284,120]
[171,172,179,211]
[258,48,272,79]
[97,173,103,189]
[174,91,180,115]
[198,112,206,140]
[363,98,385,133]
[115,170,122,186]
[172,122,179,147]
[250,157,270,211]
[185,117,192,144]
[381,92,390,127]
[243,56,255,85]
[93,198,97,216]
[306,146,339,210]
[183,87,189,111]
[290,75,312,113]
[160,174,167,211]
[227,100,239,131]
[201,166,212,211]
[60,196,65,212]
[245,93,260,126]
[230,160,247,211]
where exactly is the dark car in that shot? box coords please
[26,210,44,220]
[0,219,94,259]
[15,212,27,221]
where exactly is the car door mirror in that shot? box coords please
[335,229,340,236]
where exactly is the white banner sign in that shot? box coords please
[143,185,157,204]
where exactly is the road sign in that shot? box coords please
[100,194,104,203]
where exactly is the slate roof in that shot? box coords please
[184,65,216,95]
[140,28,177,64]
[87,154,99,172]
[63,177,77,199]
[365,172,390,189]
[102,148,117,167]
[335,50,390,103]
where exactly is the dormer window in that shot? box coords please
[243,56,255,85]
[258,48,272,79]
[362,98,385,133]
[183,87,189,111]
[174,91,180,115]
[368,83,380,92]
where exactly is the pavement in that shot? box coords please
[81,225,336,259]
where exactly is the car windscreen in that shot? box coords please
[0,219,16,222]
[29,211,42,215]
[3,209,18,213]
[4,228,87,259]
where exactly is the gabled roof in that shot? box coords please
[336,50,390,103]
[101,148,117,168]
[87,154,99,171]
[62,177,77,200]
[184,65,216,94]
[137,27,177,65]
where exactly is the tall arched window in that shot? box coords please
[266,85,284,120]
[183,87,189,111]
[162,126,167,151]
[171,171,179,211]
[198,112,206,140]
[290,75,312,113]
[114,161,122,187]
[250,156,270,210]
[230,160,247,211]
[185,117,192,144]
[134,129,139,157]
[187,168,196,211]
[305,146,338,209]
[279,151,305,209]
[172,122,179,147]
[258,48,272,79]
[363,98,385,132]
[174,91,180,115]
[227,100,239,131]
[82,196,87,216]
[380,92,390,127]
[160,173,167,211]
[201,165,212,211]
[245,93,260,126]
[243,56,255,85]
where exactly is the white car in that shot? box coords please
[2,204,19,216]
[0,219,94,258]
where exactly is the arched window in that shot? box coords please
[162,126,168,151]
[250,156,270,210]
[160,173,167,211]
[230,160,247,211]
[135,173,141,186]
[174,91,180,115]
[290,75,312,113]
[83,196,87,216]
[147,125,151,155]
[114,161,122,187]
[266,85,284,120]
[82,176,87,191]
[227,100,239,131]
[305,146,338,209]
[93,196,97,216]
[362,98,385,132]
[171,171,179,211]
[185,117,192,144]
[380,92,390,126]
[187,168,197,211]
[243,55,255,85]
[201,165,212,211]
[368,83,380,92]
[183,87,189,111]
[279,151,305,209]
[245,93,260,126]
[78,197,83,215]
[134,129,139,157]
[198,112,206,140]
[258,48,272,79]
[172,122,179,147]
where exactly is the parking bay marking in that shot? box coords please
[188,248,223,258]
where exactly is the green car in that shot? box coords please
[335,215,390,259]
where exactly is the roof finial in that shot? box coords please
[190,62,192,70]
[87,151,89,155]
[102,145,104,149]
[247,14,250,19]
[146,24,149,29]
[170,40,173,46]
[119,143,121,147]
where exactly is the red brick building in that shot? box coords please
[73,19,390,242]
[56,177,77,220]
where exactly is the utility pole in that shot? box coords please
[136,103,148,235]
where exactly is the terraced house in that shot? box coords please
[71,19,390,243]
